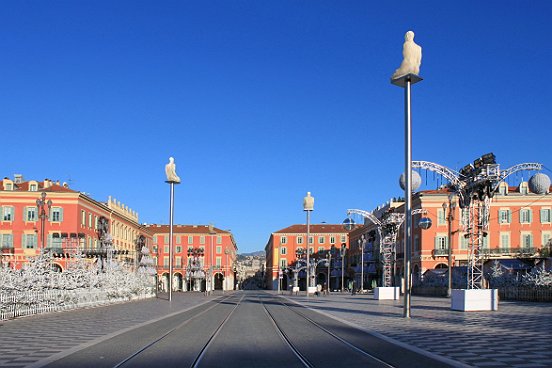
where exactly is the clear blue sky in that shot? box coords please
[2,1,551,253]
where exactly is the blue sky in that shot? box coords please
[1,1,551,253]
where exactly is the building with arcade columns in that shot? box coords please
[145,224,238,292]
[0,175,152,271]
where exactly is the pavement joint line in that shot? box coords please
[26,296,216,368]
[279,294,472,368]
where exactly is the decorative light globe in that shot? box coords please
[342,217,356,231]
[418,217,432,230]
[399,170,422,191]
[528,173,551,195]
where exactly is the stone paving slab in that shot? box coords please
[0,292,215,368]
[283,292,552,368]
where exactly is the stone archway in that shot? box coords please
[214,273,224,290]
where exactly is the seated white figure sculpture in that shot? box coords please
[392,31,422,79]
[165,157,181,183]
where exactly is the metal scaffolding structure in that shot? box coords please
[412,155,545,289]
[346,208,426,288]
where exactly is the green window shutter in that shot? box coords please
[0,206,3,219]
[22,234,26,248]
[47,234,52,248]
[23,207,27,221]
[507,210,512,223]
[529,210,533,223]
[434,237,438,249]
[60,208,64,222]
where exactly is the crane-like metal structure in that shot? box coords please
[346,208,427,288]
[413,155,544,289]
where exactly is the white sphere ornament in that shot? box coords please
[399,171,422,191]
[528,173,551,194]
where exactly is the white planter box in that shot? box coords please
[451,289,498,311]
[307,286,318,294]
[374,286,400,300]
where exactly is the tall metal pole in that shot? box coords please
[392,73,422,318]
[168,182,175,302]
[277,242,281,294]
[403,77,413,318]
[303,192,314,296]
[360,236,364,292]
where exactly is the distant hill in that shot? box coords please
[239,250,265,257]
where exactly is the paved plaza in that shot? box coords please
[0,291,550,367]
[285,292,552,368]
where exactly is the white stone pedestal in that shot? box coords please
[451,289,498,311]
[374,286,400,300]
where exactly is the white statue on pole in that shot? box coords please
[391,31,422,79]
[165,157,181,183]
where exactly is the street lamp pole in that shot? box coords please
[36,192,52,252]
[303,192,314,296]
[444,195,456,297]
[360,235,365,292]
[340,243,346,292]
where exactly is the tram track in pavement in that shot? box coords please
[39,291,456,368]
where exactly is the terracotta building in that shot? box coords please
[145,224,238,292]
[347,181,552,288]
[265,224,358,291]
[0,175,152,271]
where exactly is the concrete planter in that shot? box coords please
[451,289,498,311]
[374,286,400,300]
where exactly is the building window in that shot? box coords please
[216,235,222,244]
[499,209,511,224]
[175,257,182,267]
[24,234,37,249]
[280,259,287,269]
[540,209,551,223]
[318,246,325,253]
[88,213,92,228]
[1,206,14,221]
[280,246,287,255]
[297,236,303,244]
[5,183,13,191]
[26,207,37,221]
[216,256,222,268]
[521,233,533,248]
[330,236,336,244]
[340,235,346,243]
[176,246,182,253]
[81,211,86,225]
[200,236,205,245]
[163,257,169,267]
[216,246,222,254]
[281,236,287,244]
[176,236,181,245]
[188,236,193,244]
[460,234,469,249]
[318,236,325,244]
[435,236,448,250]
[520,183,529,195]
[542,232,551,247]
[50,207,63,222]
[520,209,532,224]
[1,234,13,248]
[309,247,314,255]
[498,184,508,195]
[500,233,510,249]
[164,235,169,244]
[437,208,446,226]
[308,236,313,244]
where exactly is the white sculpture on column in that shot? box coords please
[391,31,422,79]
[165,157,181,183]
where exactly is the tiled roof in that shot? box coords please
[274,224,358,234]
[0,180,77,193]
[145,224,232,234]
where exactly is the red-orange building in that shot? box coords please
[145,224,238,292]
[265,224,358,291]
[0,175,152,271]
[347,181,552,288]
